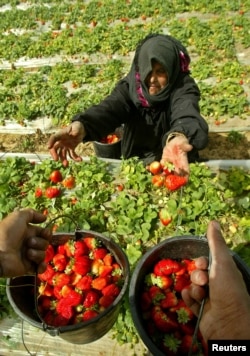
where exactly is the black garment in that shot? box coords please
[72,34,208,165]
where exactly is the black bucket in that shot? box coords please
[6,230,130,345]
[93,127,123,159]
[129,235,250,356]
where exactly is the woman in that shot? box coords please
[48,34,208,177]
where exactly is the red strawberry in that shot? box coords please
[75,275,93,291]
[103,253,114,266]
[92,276,109,290]
[180,320,195,335]
[52,253,68,272]
[82,309,99,321]
[35,187,43,198]
[83,236,99,250]
[154,259,182,276]
[74,239,89,257]
[64,240,75,257]
[44,244,54,263]
[111,263,123,282]
[38,264,55,282]
[165,174,187,191]
[173,273,191,292]
[101,283,120,297]
[57,244,66,255]
[145,272,173,289]
[182,258,197,274]
[160,291,178,309]
[140,291,152,311]
[98,264,113,277]
[64,289,82,307]
[180,334,198,354]
[99,295,115,308]
[56,298,74,320]
[148,285,165,304]
[52,272,71,288]
[83,290,100,309]
[38,283,54,297]
[176,304,194,324]
[159,208,172,226]
[91,259,104,275]
[151,306,178,333]
[72,255,92,275]
[92,247,108,260]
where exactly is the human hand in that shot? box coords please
[182,220,250,341]
[160,135,193,178]
[0,209,52,277]
[48,121,86,166]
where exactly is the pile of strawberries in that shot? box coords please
[37,235,124,327]
[100,133,120,144]
[139,257,207,355]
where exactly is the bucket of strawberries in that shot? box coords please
[93,126,123,159]
[129,235,250,356]
[6,229,130,344]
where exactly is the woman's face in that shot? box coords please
[145,60,168,95]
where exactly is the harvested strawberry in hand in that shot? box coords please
[139,257,207,355]
[165,174,187,191]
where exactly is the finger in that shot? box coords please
[190,269,209,286]
[206,220,231,263]
[47,133,59,150]
[26,235,50,250]
[181,287,204,316]
[68,148,82,162]
[194,256,209,270]
[20,208,47,225]
[26,248,46,266]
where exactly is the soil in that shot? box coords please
[0,129,249,160]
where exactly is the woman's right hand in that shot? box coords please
[48,121,86,165]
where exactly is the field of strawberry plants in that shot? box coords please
[0,0,249,128]
[0,0,250,353]
[0,155,249,349]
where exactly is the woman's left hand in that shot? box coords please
[161,136,193,178]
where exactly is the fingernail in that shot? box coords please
[212,220,221,231]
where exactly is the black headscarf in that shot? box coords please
[126,34,190,109]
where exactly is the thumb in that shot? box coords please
[206,220,231,264]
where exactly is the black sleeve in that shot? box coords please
[162,73,209,150]
[72,80,134,142]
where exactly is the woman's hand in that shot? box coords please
[0,209,52,277]
[48,121,86,166]
[182,221,250,341]
[161,135,193,178]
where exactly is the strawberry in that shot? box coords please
[173,273,191,292]
[74,239,89,257]
[176,303,194,324]
[140,291,152,311]
[82,309,99,321]
[180,334,198,354]
[56,298,74,320]
[92,247,108,260]
[83,236,99,250]
[101,283,120,297]
[148,285,165,304]
[52,253,68,272]
[98,264,113,277]
[64,289,82,307]
[160,291,178,309]
[92,276,109,291]
[91,259,104,275]
[52,272,71,288]
[180,320,195,335]
[145,272,173,289]
[38,283,54,297]
[159,208,172,226]
[44,244,55,263]
[35,187,43,198]
[154,259,182,276]
[99,295,115,308]
[83,290,100,309]
[38,264,55,282]
[151,174,165,187]
[182,258,197,274]
[72,255,92,275]
[165,173,187,191]
[64,240,75,257]
[162,333,181,355]
[151,306,178,333]
[103,253,114,266]
[75,275,93,291]
[57,244,66,255]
